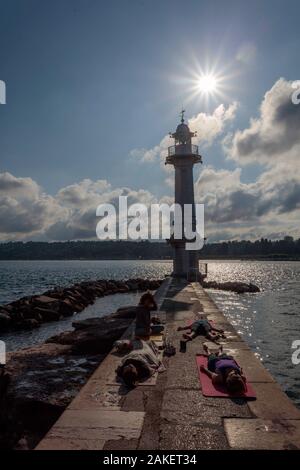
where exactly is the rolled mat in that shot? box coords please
[150,334,163,342]
[196,355,256,399]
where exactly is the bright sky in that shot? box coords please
[0,0,300,242]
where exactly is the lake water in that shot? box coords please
[0,259,299,408]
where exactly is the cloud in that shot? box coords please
[204,77,300,239]
[0,172,65,238]
[0,164,299,242]
[0,172,40,200]
[228,78,300,165]
[189,103,238,146]
[47,182,157,241]
[130,103,238,164]
[195,164,300,240]
[0,173,162,241]
[57,179,111,207]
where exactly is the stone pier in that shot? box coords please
[36,278,300,450]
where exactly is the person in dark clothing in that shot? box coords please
[135,292,164,338]
[177,318,225,344]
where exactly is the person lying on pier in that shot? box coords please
[177,318,225,344]
[200,344,247,394]
[116,339,165,388]
[135,292,164,338]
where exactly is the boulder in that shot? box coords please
[125,280,139,291]
[32,307,61,322]
[14,319,40,330]
[0,312,11,330]
[9,310,24,322]
[248,283,260,293]
[72,317,107,330]
[47,316,131,354]
[203,280,260,294]
[33,295,60,306]
[1,304,13,313]
[59,299,76,316]
[20,308,42,321]
[112,306,138,319]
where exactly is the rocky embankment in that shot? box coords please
[202,280,260,294]
[0,304,141,450]
[0,278,163,333]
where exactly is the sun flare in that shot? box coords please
[197,74,217,93]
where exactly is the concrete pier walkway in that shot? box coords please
[36,278,300,450]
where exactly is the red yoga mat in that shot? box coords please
[196,355,256,399]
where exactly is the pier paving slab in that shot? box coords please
[42,409,145,442]
[206,313,229,322]
[161,390,252,425]
[220,331,243,342]
[220,341,251,351]
[37,437,106,450]
[121,388,149,412]
[248,383,300,420]
[103,439,139,450]
[165,310,195,322]
[164,354,201,390]
[159,423,229,450]
[137,384,166,450]
[225,418,300,450]
[69,382,123,410]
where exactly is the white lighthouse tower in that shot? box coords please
[166,110,203,280]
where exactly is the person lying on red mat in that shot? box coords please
[200,344,247,394]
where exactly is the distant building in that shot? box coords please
[166,111,202,280]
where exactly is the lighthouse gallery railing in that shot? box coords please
[168,144,199,157]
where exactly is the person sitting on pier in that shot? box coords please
[200,344,247,394]
[177,318,225,344]
[135,292,164,338]
[116,339,164,388]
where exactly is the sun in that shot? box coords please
[197,74,217,94]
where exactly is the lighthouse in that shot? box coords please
[166,110,203,280]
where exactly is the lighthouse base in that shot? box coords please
[171,243,200,281]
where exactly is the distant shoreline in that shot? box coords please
[0,256,299,261]
[1,238,298,261]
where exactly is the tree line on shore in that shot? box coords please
[0,236,299,260]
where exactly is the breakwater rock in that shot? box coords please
[202,280,260,294]
[46,314,136,355]
[1,344,104,449]
[0,278,162,333]
[0,304,140,449]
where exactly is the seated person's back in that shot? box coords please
[135,291,157,337]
